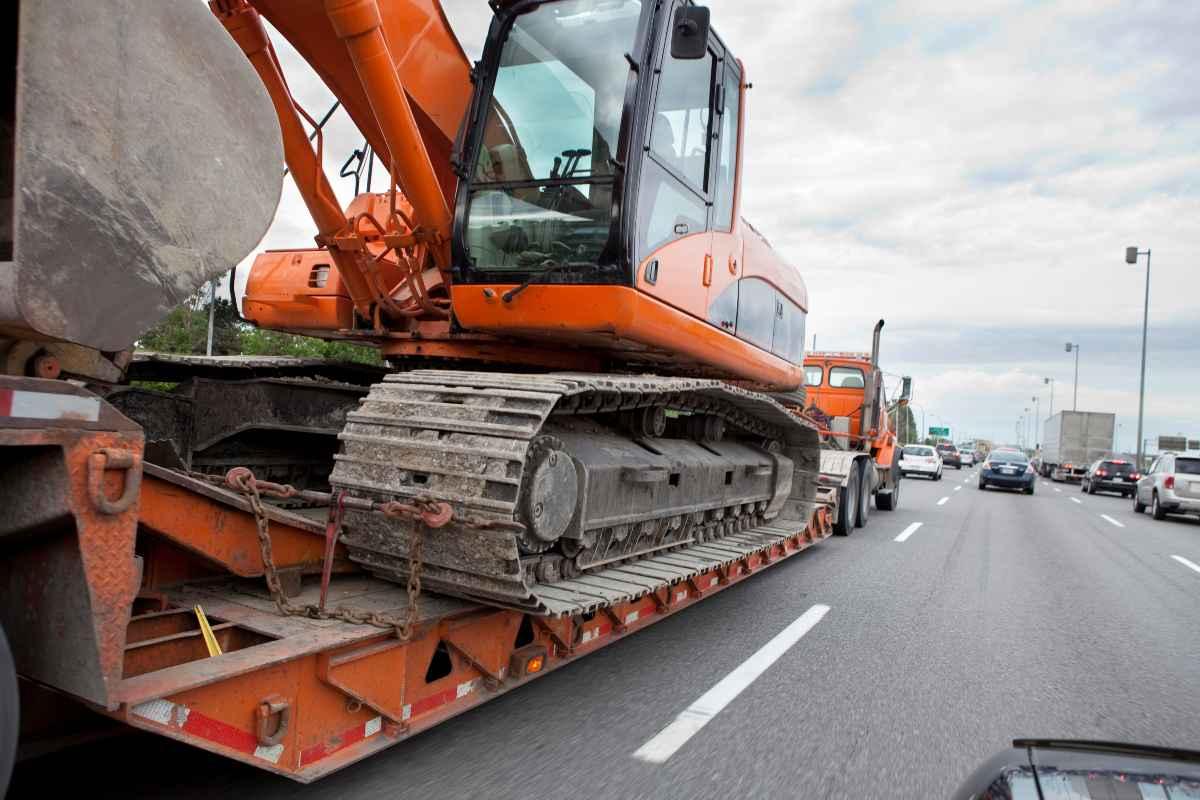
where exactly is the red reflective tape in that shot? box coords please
[299,720,368,767]
[409,685,459,717]
[182,710,258,755]
[0,389,11,417]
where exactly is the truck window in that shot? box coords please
[829,366,865,388]
[804,365,823,386]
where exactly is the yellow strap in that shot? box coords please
[194,605,223,657]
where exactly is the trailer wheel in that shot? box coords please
[855,461,870,528]
[833,468,860,536]
[0,623,18,796]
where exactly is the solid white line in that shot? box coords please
[631,604,830,764]
[894,522,923,542]
[937,496,949,506]
[1171,555,1200,576]
[1100,514,1125,528]
[1070,497,1082,504]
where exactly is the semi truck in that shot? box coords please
[1040,411,1117,482]
[802,321,908,535]
[0,0,867,786]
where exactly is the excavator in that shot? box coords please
[2,0,833,780]
[209,0,820,610]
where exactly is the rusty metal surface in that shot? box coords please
[330,370,821,612]
[5,0,281,350]
[0,380,142,710]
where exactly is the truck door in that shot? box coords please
[634,1,719,321]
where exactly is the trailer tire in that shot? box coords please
[855,461,870,528]
[0,623,18,796]
[834,469,859,536]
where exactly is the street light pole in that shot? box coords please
[1126,246,1152,471]
[1043,377,1054,419]
[1032,395,1040,449]
[1065,342,1080,410]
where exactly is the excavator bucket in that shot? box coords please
[1,0,283,353]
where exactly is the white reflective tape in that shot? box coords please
[365,716,382,737]
[131,699,176,726]
[254,743,284,763]
[455,680,475,699]
[709,577,718,587]
[675,590,687,602]
[4,390,101,422]
[624,611,639,625]
[401,704,412,721]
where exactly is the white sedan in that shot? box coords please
[899,445,943,480]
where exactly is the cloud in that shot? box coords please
[239,1,1199,448]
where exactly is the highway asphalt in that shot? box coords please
[11,470,1200,798]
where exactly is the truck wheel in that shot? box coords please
[856,462,870,528]
[834,469,859,536]
[0,623,18,796]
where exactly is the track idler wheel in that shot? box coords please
[517,436,579,553]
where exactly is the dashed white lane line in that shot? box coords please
[1171,555,1200,576]
[963,478,970,484]
[937,496,950,506]
[1054,487,1062,493]
[632,604,831,764]
[1070,497,1082,504]
[894,522,923,542]
[954,486,962,492]
[1100,514,1125,528]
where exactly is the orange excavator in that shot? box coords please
[201,0,822,608]
[0,0,838,781]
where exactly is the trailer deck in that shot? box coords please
[113,467,832,781]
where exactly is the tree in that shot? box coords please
[889,404,919,445]
[137,296,381,365]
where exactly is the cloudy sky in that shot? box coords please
[248,0,1199,452]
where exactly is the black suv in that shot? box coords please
[936,443,962,469]
[1082,458,1140,497]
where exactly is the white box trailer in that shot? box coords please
[1041,411,1116,481]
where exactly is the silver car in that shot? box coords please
[1134,453,1200,520]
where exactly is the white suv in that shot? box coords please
[1134,453,1200,520]
[899,445,942,480]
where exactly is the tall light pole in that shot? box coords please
[1126,246,1152,471]
[1043,377,1054,419]
[1064,342,1080,410]
[1032,395,1041,449]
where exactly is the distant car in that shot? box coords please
[1134,453,1200,520]
[899,445,942,480]
[978,449,1035,494]
[1081,458,1140,497]
[958,449,975,466]
[936,443,962,469]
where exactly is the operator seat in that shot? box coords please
[650,113,679,168]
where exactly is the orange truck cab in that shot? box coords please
[800,321,908,534]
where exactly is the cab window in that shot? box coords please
[804,365,823,386]
[636,5,718,263]
[829,366,865,388]
[712,63,741,231]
